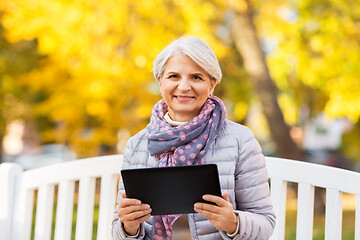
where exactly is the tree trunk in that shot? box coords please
[230,3,304,160]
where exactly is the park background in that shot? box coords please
[0,0,359,239]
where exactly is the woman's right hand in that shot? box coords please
[118,192,152,236]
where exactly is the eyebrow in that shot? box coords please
[165,71,179,76]
[164,71,207,77]
[190,72,206,77]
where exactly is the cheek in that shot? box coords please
[199,85,212,96]
[161,82,176,93]
[159,81,166,93]
[159,80,164,90]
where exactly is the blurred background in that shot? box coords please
[1,1,360,238]
[0,0,359,171]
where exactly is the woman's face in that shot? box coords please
[159,54,216,122]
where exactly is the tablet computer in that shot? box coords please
[121,164,221,215]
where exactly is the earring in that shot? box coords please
[209,93,212,97]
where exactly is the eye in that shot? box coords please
[168,74,178,79]
[193,75,203,80]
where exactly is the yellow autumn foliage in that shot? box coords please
[1,0,360,158]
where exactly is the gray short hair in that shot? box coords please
[153,37,222,83]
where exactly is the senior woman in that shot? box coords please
[112,37,275,239]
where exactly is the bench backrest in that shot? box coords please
[1,155,122,240]
[267,157,360,240]
[1,155,360,240]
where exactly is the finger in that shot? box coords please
[118,203,150,219]
[194,202,221,214]
[203,194,228,207]
[122,207,152,222]
[121,192,126,199]
[119,203,151,216]
[120,198,142,208]
[222,191,230,202]
[120,203,151,219]
[133,213,151,222]
[193,206,219,219]
[125,213,151,227]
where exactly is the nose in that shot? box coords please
[177,78,191,91]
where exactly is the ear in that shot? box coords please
[209,79,217,95]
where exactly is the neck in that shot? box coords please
[164,112,187,127]
[168,109,200,122]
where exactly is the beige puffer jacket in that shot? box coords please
[112,120,276,240]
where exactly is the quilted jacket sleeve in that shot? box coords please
[228,127,276,239]
[111,136,146,240]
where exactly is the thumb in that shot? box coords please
[121,191,127,199]
[222,191,230,202]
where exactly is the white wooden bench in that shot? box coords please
[267,157,360,240]
[0,155,359,240]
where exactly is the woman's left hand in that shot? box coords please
[194,191,238,234]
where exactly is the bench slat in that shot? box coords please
[5,155,360,240]
[97,174,118,239]
[54,180,75,240]
[296,183,314,240]
[325,188,343,239]
[356,195,360,240]
[75,177,96,240]
[34,184,55,240]
[269,178,287,240]
[12,189,34,240]
[0,163,22,240]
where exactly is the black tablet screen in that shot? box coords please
[121,164,221,215]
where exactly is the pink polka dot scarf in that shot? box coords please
[146,96,226,240]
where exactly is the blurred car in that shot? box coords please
[14,144,77,170]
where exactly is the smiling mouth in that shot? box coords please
[174,95,195,101]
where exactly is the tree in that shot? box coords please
[229,1,303,160]
[254,0,360,161]
[0,0,228,157]
[0,16,41,163]
[1,0,359,161]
